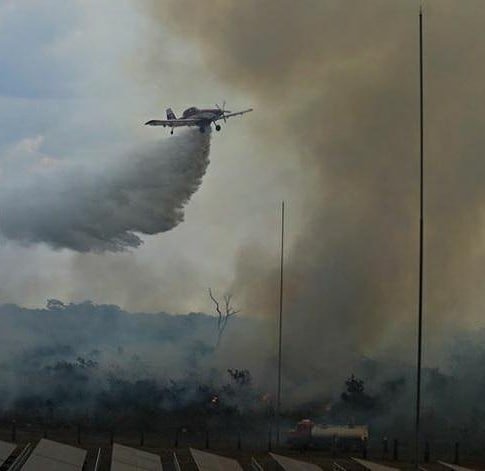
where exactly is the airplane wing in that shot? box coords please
[145,119,200,127]
[215,108,253,121]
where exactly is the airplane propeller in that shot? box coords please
[216,101,231,123]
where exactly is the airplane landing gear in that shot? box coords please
[170,128,174,135]
[199,126,206,133]
[215,124,221,131]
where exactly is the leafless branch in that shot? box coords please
[208,288,241,347]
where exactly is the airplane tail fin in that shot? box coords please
[166,108,176,120]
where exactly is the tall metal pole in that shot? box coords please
[276,201,285,446]
[415,6,425,469]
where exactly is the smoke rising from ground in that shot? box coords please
[142,0,485,398]
[0,131,211,252]
[1,301,485,442]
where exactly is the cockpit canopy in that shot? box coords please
[182,107,199,118]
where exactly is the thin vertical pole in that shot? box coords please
[276,201,285,446]
[415,6,425,470]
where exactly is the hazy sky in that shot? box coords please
[2,0,485,373]
[0,0,303,314]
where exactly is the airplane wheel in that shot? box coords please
[215,125,221,131]
[199,127,205,133]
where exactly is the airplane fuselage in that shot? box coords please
[170,107,228,133]
[182,107,225,122]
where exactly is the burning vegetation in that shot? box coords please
[0,300,482,448]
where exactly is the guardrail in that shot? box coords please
[8,443,32,471]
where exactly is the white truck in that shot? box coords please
[288,419,369,450]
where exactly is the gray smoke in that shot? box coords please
[0,130,211,252]
[141,0,485,403]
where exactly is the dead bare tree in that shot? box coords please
[208,288,240,347]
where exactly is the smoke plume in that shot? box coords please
[142,0,485,399]
[0,131,211,252]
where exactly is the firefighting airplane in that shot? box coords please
[145,102,253,134]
